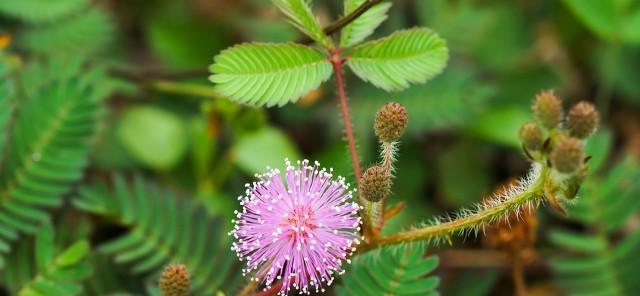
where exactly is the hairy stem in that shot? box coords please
[331,53,362,182]
[360,167,550,252]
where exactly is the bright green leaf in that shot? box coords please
[35,224,55,272]
[55,240,90,267]
[117,105,187,170]
[272,0,331,47]
[0,0,88,23]
[209,42,332,107]
[346,28,448,91]
[340,0,392,47]
[233,127,301,174]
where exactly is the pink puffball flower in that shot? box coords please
[230,159,362,295]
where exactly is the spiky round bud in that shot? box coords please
[375,102,408,143]
[567,101,599,139]
[159,264,190,296]
[533,90,563,129]
[550,137,584,173]
[519,122,543,151]
[359,166,390,202]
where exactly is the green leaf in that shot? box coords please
[346,27,448,91]
[0,58,107,266]
[272,0,331,47]
[117,105,187,170]
[55,241,90,267]
[340,0,392,48]
[0,0,88,23]
[336,242,439,296]
[16,8,114,56]
[209,42,332,107]
[3,223,92,296]
[550,145,640,295]
[74,176,242,294]
[467,106,531,148]
[563,0,640,44]
[232,127,301,174]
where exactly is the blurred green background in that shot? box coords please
[1,0,640,295]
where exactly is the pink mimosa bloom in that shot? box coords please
[230,159,362,295]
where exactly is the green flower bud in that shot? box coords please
[550,137,584,173]
[533,90,563,129]
[160,264,190,296]
[567,101,599,139]
[519,122,543,151]
[375,102,408,143]
[359,166,390,202]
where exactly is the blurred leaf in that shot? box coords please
[146,18,228,69]
[74,176,242,294]
[232,127,301,174]
[346,28,448,91]
[594,45,640,102]
[551,153,640,295]
[445,270,500,296]
[417,0,529,72]
[563,0,640,44]
[437,141,492,207]
[238,19,300,42]
[0,58,106,267]
[351,65,495,137]
[210,43,332,107]
[0,0,88,23]
[340,0,392,48]
[5,223,92,296]
[584,129,612,172]
[337,242,439,296]
[16,8,114,56]
[272,0,331,47]
[117,105,187,170]
[467,106,531,148]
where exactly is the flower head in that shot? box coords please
[231,159,362,295]
[159,264,190,296]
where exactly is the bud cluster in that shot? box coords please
[520,90,600,213]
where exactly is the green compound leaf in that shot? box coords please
[0,58,107,269]
[0,0,88,23]
[340,0,392,48]
[1,223,92,296]
[209,42,332,107]
[336,242,439,296]
[563,0,640,44]
[16,8,114,56]
[346,27,448,92]
[74,175,242,295]
[272,0,331,47]
[550,143,640,296]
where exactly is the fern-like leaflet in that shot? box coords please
[0,223,91,296]
[74,175,242,294]
[209,42,332,107]
[340,0,392,48]
[550,132,640,295]
[337,242,439,296]
[346,28,449,92]
[0,58,106,269]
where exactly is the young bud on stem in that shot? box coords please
[359,166,390,202]
[550,137,584,173]
[519,122,543,151]
[533,90,563,129]
[567,101,599,139]
[159,264,190,296]
[375,102,408,143]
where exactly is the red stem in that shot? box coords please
[330,50,362,182]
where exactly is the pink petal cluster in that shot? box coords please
[230,159,362,295]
